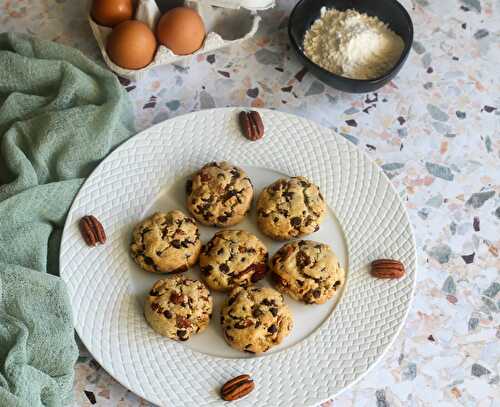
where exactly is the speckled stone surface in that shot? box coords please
[2,0,499,405]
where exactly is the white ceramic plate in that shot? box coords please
[60,108,416,407]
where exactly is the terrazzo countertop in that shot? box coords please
[2,0,499,405]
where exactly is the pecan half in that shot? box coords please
[239,110,264,141]
[221,374,255,401]
[249,263,267,283]
[79,215,106,246]
[170,292,185,305]
[371,259,405,279]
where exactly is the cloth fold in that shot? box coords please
[0,32,134,406]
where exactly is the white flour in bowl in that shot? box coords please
[303,8,405,80]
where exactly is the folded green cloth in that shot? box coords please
[0,33,134,406]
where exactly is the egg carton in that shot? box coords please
[89,0,273,80]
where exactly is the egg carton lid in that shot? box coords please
[189,0,275,11]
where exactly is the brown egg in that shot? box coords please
[106,20,157,69]
[156,7,205,56]
[91,0,133,27]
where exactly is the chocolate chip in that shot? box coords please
[217,215,228,223]
[220,263,230,273]
[170,292,184,305]
[273,217,279,223]
[220,316,225,324]
[143,256,155,266]
[151,302,160,311]
[313,289,322,298]
[252,307,263,317]
[149,289,159,296]
[199,267,212,278]
[164,310,173,319]
[261,298,272,306]
[235,319,252,329]
[177,330,188,340]
[290,217,301,227]
[269,307,278,316]
[171,265,188,274]
[296,251,310,269]
[333,280,341,288]
[314,225,320,232]
[217,248,224,255]
[228,296,236,306]
[171,240,181,249]
[223,190,237,201]
[268,324,277,334]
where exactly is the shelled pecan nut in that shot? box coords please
[239,110,264,141]
[221,374,255,401]
[371,259,405,279]
[79,215,106,247]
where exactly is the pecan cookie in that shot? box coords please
[271,240,345,304]
[186,162,253,227]
[256,176,326,240]
[144,276,212,341]
[130,210,201,273]
[199,230,268,292]
[220,286,293,354]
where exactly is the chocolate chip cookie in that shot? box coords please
[199,230,268,292]
[271,240,345,304]
[144,276,212,341]
[256,176,326,240]
[186,162,253,227]
[220,286,293,354]
[130,210,201,274]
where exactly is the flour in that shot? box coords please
[303,8,405,80]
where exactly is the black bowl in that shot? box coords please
[288,0,414,93]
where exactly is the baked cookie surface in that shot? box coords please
[199,230,268,292]
[130,210,201,274]
[271,240,345,304]
[220,286,293,354]
[256,176,326,240]
[144,276,212,341]
[186,161,253,227]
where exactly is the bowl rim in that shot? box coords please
[287,0,414,84]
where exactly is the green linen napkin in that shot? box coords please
[0,32,134,406]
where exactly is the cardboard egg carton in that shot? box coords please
[89,0,265,79]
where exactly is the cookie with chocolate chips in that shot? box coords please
[199,230,268,292]
[144,276,212,341]
[256,176,326,240]
[186,162,253,227]
[221,286,293,354]
[271,240,345,304]
[130,210,201,273]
